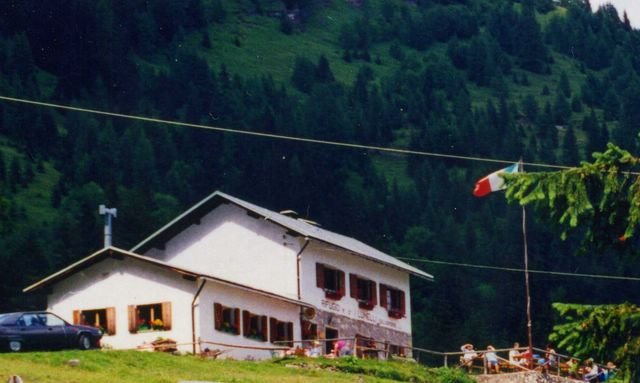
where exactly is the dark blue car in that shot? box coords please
[0,311,102,352]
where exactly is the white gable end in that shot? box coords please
[144,203,299,299]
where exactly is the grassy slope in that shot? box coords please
[0,350,472,383]
[0,141,60,225]
[199,0,401,85]
[194,1,592,185]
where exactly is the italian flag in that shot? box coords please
[473,163,519,197]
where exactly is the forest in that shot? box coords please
[1,0,640,371]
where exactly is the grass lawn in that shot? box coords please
[0,350,473,383]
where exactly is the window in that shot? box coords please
[214,303,240,335]
[242,310,268,341]
[270,317,293,347]
[389,344,407,357]
[73,308,116,335]
[349,274,377,310]
[301,319,317,341]
[355,335,377,359]
[315,263,345,300]
[379,284,406,319]
[128,302,172,333]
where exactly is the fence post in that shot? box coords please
[444,354,448,368]
[483,353,487,375]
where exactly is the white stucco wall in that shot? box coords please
[144,203,299,299]
[195,280,302,360]
[300,241,413,335]
[47,257,197,352]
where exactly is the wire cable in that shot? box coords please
[397,257,640,282]
[0,95,571,170]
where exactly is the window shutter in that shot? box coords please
[270,318,278,343]
[214,303,223,330]
[316,263,324,288]
[234,308,240,335]
[72,310,80,325]
[337,270,345,297]
[349,274,358,299]
[379,285,388,309]
[287,322,293,346]
[161,302,172,330]
[369,281,377,308]
[261,315,268,341]
[242,310,250,336]
[128,305,137,333]
[106,307,116,335]
[399,290,406,317]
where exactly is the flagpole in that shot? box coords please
[520,161,534,368]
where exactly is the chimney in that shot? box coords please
[99,205,117,248]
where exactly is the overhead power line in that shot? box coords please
[0,95,571,170]
[397,257,640,282]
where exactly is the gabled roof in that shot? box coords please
[131,191,433,281]
[23,247,314,308]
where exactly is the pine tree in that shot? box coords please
[516,3,548,73]
[553,90,572,125]
[0,152,5,188]
[291,56,316,93]
[521,94,539,122]
[561,125,580,165]
[558,70,571,98]
[315,55,335,84]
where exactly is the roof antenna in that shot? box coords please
[99,205,117,248]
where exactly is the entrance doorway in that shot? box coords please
[325,327,338,355]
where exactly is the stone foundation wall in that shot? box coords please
[474,372,581,383]
[314,309,411,352]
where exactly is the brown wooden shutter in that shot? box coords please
[214,303,223,330]
[233,308,240,335]
[72,310,80,325]
[128,305,137,333]
[161,302,172,330]
[315,263,324,288]
[106,307,116,335]
[287,322,293,346]
[270,317,278,343]
[337,270,345,297]
[349,274,358,299]
[261,315,268,341]
[379,284,388,309]
[369,281,377,308]
[242,310,250,336]
[399,290,406,317]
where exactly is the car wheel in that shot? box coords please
[78,334,92,350]
[9,340,22,352]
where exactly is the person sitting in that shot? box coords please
[509,342,531,368]
[543,344,557,372]
[600,361,617,382]
[460,343,478,370]
[583,358,599,382]
[566,358,580,379]
[307,340,322,358]
[485,345,500,373]
[332,339,353,357]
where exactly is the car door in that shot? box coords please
[38,313,69,349]
[17,313,53,350]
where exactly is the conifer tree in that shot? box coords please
[561,125,580,165]
[558,70,571,98]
